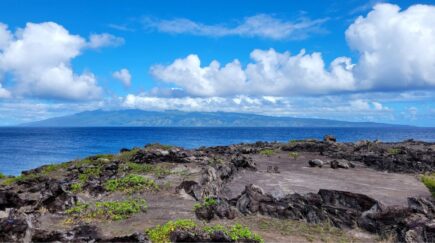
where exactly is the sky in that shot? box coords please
[0,0,434,126]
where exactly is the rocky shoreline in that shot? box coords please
[1,137,434,242]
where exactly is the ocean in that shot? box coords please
[0,127,434,175]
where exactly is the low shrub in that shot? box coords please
[387,148,401,155]
[0,172,5,179]
[66,198,147,221]
[104,174,158,193]
[259,149,275,156]
[146,220,263,243]
[193,197,217,210]
[70,182,83,193]
[147,219,197,243]
[288,152,299,159]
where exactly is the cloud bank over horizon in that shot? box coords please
[0,2,434,126]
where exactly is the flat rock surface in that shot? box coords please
[225,151,430,206]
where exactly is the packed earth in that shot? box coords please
[1,136,435,242]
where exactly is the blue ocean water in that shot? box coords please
[0,127,434,175]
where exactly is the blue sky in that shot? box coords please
[0,0,434,126]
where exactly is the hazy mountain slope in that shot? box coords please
[21,109,407,127]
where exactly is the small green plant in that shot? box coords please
[70,183,83,193]
[147,219,197,243]
[104,174,158,193]
[193,197,218,211]
[125,162,171,178]
[145,143,173,150]
[66,202,89,214]
[289,139,300,144]
[288,152,299,159]
[422,174,435,197]
[259,149,274,156]
[387,148,401,155]
[0,172,6,179]
[78,167,101,183]
[228,224,263,243]
[67,199,147,221]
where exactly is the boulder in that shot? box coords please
[324,135,337,142]
[308,159,324,168]
[330,159,354,169]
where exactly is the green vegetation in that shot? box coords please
[422,174,435,197]
[70,182,83,193]
[118,148,141,162]
[1,173,43,186]
[146,220,263,243]
[193,197,218,210]
[288,152,299,159]
[66,198,147,221]
[288,139,300,144]
[78,167,101,183]
[0,172,6,179]
[256,217,353,243]
[147,219,197,243]
[104,174,158,193]
[125,162,171,178]
[387,147,401,155]
[259,149,275,156]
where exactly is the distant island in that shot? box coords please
[21,109,409,127]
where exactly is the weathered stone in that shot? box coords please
[308,159,324,167]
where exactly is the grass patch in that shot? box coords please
[104,174,158,193]
[66,198,147,221]
[125,162,171,178]
[387,148,401,155]
[288,139,300,144]
[422,174,435,197]
[147,219,197,243]
[256,217,353,243]
[259,149,275,156]
[0,172,6,179]
[1,173,43,186]
[118,148,141,162]
[288,152,300,159]
[78,167,101,183]
[70,182,83,193]
[146,220,263,243]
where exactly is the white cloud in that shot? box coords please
[144,14,327,40]
[151,49,356,97]
[0,23,12,50]
[151,3,435,97]
[87,33,124,49]
[0,22,120,100]
[346,3,435,90]
[0,83,10,98]
[112,68,131,87]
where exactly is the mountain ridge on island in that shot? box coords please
[19,109,411,127]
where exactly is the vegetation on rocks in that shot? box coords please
[193,197,218,211]
[104,174,158,193]
[146,219,263,243]
[421,174,435,197]
[259,149,275,156]
[288,151,299,159]
[66,198,148,221]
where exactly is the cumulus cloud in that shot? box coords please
[112,68,131,87]
[346,3,435,90]
[87,33,124,49]
[151,3,435,98]
[151,49,356,97]
[0,22,121,100]
[143,14,327,40]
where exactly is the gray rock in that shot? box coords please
[308,159,324,167]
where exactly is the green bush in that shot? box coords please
[66,199,147,221]
[147,219,197,243]
[146,220,263,243]
[422,174,435,197]
[1,173,42,186]
[0,172,6,179]
[288,152,299,159]
[259,149,275,156]
[78,167,101,182]
[104,174,158,193]
[125,162,171,178]
[193,197,218,210]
